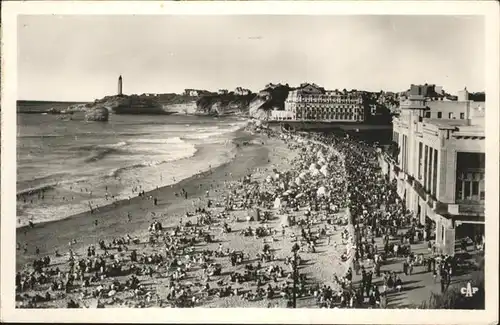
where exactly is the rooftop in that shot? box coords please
[424,118,484,135]
[424,118,469,127]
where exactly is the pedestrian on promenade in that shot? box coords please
[403,261,408,275]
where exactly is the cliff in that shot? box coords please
[195,85,292,119]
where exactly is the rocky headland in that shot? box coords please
[195,84,292,119]
[85,95,169,115]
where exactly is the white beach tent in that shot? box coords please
[274,197,282,209]
[309,163,318,172]
[317,186,327,197]
[320,165,329,177]
[248,208,260,221]
[280,214,291,227]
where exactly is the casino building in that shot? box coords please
[270,83,366,122]
[379,86,485,255]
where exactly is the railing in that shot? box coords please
[448,203,484,216]
[413,180,427,200]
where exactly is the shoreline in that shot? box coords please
[15,139,233,228]
[16,130,265,269]
[16,119,248,228]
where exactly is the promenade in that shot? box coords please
[351,215,484,308]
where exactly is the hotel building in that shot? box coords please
[270,83,366,122]
[379,87,485,255]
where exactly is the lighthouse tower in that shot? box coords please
[118,75,123,96]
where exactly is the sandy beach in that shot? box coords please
[16,127,355,308]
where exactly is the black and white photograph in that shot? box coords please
[1,1,498,324]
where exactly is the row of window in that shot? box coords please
[457,172,485,181]
[296,107,359,113]
[293,105,362,111]
[456,180,485,201]
[425,111,466,119]
[296,113,361,120]
[295,99,362,104]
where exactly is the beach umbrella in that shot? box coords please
[108,290,116,297]
[311,169,320,177]
[296,192,305,199]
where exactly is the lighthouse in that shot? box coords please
[118,75,123,96]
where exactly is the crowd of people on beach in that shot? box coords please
[16,122,477,309]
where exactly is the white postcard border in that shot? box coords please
[1,1,498,324]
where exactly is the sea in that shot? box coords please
[16,112,248,228]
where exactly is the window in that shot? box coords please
[460,113,465,119]
[480,191,485,200]
[456,180,463,200]
[432,149,438,195]
[464,181,471,198]
[472,181,479,196]
[448,112,453,119]
[437,112,442,118]
[425,112,431,118]
[418,142,423,179]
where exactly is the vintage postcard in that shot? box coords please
[1,1,498,324]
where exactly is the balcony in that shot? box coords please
[447,203,484,216]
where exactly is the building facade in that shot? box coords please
[379,91,485,255]
[270,83,366,122]
[270,110,295,121]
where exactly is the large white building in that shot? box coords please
[270,83,366,122]
[379,88,485,255]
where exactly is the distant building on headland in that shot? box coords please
[379,86,485,256]
[118,75,123,96]
[234,87,251,96]
[265,83,286,90]
[184,89,200,97]
[270,83,366,122]
[218,89,229,95]
[183,89,213,97]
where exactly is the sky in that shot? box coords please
[18,15,485,101]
